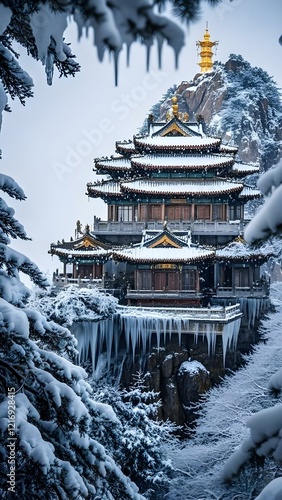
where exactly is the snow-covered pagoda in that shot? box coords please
[50,95,271,313]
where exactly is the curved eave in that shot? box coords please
[133,136,221,153]
[131,156,234,172]
[112,249,215,264]
[49,248,109,262]
[95,157,131,173]
[216,252,271,262]
[121,182,243,198]
[231,164,260,176]
[219,145,238,154]
[115,141,137,155]
[239,188,262,200]
[86,182,122,198]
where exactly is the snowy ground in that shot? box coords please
[165,282,282,500]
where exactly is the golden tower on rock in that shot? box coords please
[196,23,218,73]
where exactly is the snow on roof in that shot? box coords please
[232,163,260,174]
[239,187,262,199]
[50,247,109,258]
[134,135,221,150]
[113,246,215,263]
[95,157,132,170]
[115,140,136,152]
[131,154,234,170]
[219,144,238,153]
[121,179,243,196]
[87,181,121,196]
[216,239,273,260]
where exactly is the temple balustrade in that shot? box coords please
[93,219,245,235]
[216,285,268,298]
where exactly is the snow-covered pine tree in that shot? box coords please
[0,174,145,498]
[91,372,176,500]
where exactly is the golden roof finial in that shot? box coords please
[171,95,179,117]
[196,23,218,73]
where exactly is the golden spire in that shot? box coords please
[171,95,179,117]
[196,22,218,73]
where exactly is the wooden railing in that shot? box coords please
[93,219,244,234]
[216,286,268,297]
[53,276,103,288]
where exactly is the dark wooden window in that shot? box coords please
[182,269,196,290]
[229,205,241,220]
[140,204,147,221]
[149,205,162,220]
[235,268,249,287]
[212,204,223,220]
[166,205,191,221]
[118,206,133,222]
[154,272,166,290]
[137,270,152,290]
[195,204,210,220]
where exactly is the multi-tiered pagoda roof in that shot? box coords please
[87,110,260,205]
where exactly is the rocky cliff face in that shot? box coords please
[159,54,282,171]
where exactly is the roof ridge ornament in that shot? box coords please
[165,95,189,123]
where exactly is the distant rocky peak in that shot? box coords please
[158,55,282,170]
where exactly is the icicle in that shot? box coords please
[124,316,131,352]
[90,322,99,372]
[156,34,164,69]
[155,318,161,350]
[194,322,199,345]
[126,42,131,67]
[205,323,212,356]
[145,40,152,72]
[222,318,241,367]
[113,313,120,359]
[168,317,172,341]
[176,319,182,346]
[106,319,114,369]
[131,325,137,359]
[114,49,120,86]
[141,321,148,354]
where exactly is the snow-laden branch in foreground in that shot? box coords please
[244,160,282,244]
[165,282,282,499]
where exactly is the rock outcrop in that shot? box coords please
[159,54,282,171]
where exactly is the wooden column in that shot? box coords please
[73,263,77,278]
[232,266,236,295]
[191,203,195,221]
[161,202,165,222]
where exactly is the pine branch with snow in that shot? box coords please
[92,377,176,499]
[0,0,225,127]
[29,285,118,326]
[0,174,145,498]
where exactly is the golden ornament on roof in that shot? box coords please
[171,95,179,117]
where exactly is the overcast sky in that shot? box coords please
[1,0,282,284]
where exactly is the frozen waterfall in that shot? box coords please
[71,305,242,373]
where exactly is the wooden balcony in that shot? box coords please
[93,219,244,235]
[52,276,103,288]
[216,285,268,298]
